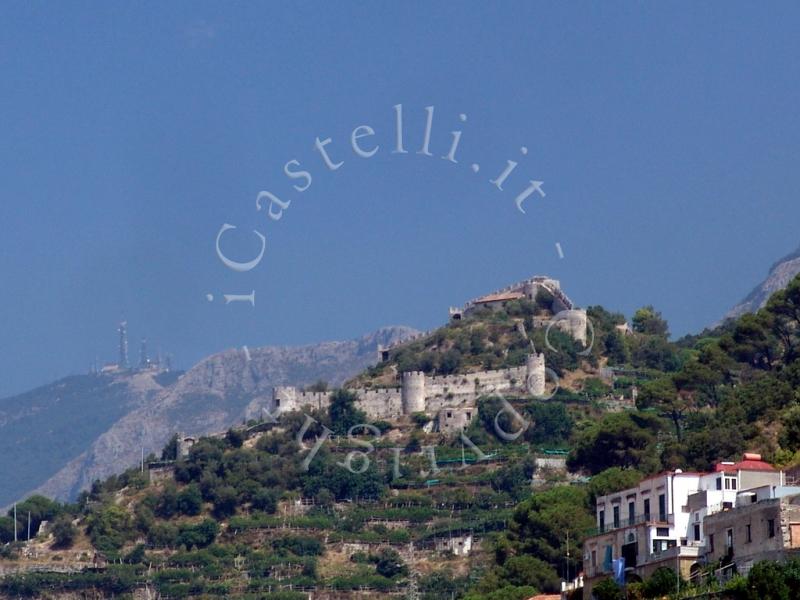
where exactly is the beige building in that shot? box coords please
[703,487,800,579]
[581,454,785,598]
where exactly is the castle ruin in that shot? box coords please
[271,275,584,434]
[272,352,547,432]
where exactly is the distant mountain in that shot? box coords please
[0,370,168,509]
[720,245,800,324]
[0,326,418,507]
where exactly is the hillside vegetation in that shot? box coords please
[3,276,800,599]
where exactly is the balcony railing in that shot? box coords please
[587,513,673,536]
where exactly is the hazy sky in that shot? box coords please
[1,3,799,397]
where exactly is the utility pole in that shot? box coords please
[566,529,571,584]
[141,447,144,473]
[13,503,17,542]
[27,511,31,541]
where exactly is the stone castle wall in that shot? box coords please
[270,353,547,425]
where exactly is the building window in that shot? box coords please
[746,524,752,543]
[652,539,674,554]
[716,477,722,490]
[726,528,733,549]
[694,524,701,542]
[768,519,776,538]
[613,506,620,529]
[591,550,597,567]
[644,499,651,520]
[658,494,667,521]
[709,534,715,552]
[657,527,670,537]
[599,510,605,531]
[628,501,635,524]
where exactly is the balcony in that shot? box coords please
[588,513,674,536]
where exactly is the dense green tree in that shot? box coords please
[568,412,662,474]
[642,566,681,597]
[632,305,669,337]
[161,434,179,461]
[155,484,179,518]
[586,467,643,507]
[501,555,560,591]
[682,424,746,472]
[176,519,218,549]
[593,577,624,600]
[328,389,368,436]
[439,348,463,374]
[630,335,680,371]
[225,428,244,448]
[0,517,16,544]
[85,504,134,556]
[744,560,791,600]
[51,515,78,549]
[604,330,630,366]
[638,376,689,440]
[505,485,595,581]
[720,312,780,370]
[8,495,61,538]
[211,486,238,519]
[177,484,203,516]
[373,548,408,578]
[252,488,279,513]
[524,402,573,446]
[490,456,536,500]
[780,405,800,452]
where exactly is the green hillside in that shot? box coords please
[3,275,800,599]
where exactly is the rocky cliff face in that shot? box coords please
[721,245,800,323]
[7,326,417,504]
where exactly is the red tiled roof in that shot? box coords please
[714,460,776,473]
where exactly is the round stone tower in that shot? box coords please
[562,309,588,345]
[525,353,546,397]
[401,371,426,414]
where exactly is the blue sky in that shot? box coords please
[1,2,799,396]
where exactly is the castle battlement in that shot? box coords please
[270,352,548,432]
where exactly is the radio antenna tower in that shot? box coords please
[139,337,149,368]
[118,321,129,369]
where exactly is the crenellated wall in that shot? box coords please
[270,353,548,430]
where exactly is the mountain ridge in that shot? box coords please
[719,243,800,324]
[1,325,419,507]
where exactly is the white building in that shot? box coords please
[582,454,784,598]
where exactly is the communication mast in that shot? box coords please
[139,337,149,368]
[118,321,129,369]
